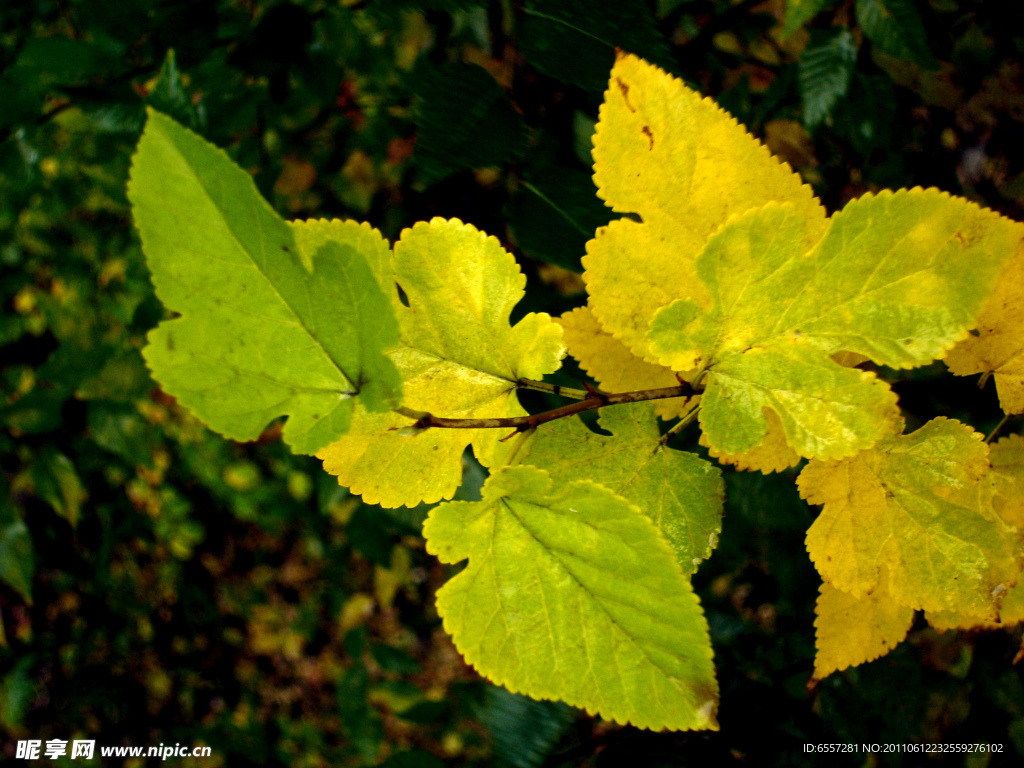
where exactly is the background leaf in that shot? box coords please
[782,0,839,39]
[413,63,525,187]
[479,686,576,768]
[519,0,672,91]
[855,0,940,70]
[799,28,858,129]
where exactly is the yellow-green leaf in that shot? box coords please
[801,417,1021,615]
[584,52,826,363]
[648,191,1021,459]
[317,218,565,507]
[129,110,402,455]
[813,576,914,680]
[524,402,723,574]
[424,465,718,731]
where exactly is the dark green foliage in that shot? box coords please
[479,687,576,768]
[799,29,857,129]
[509,165,616,271]
[519,0,672,91]
[855,0,940,70]
[414,63,525,186]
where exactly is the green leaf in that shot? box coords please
[519,0,672,92]
[480,686,575,768]
[855,0,939,70]
[509,165,617,271]
[525,402,724,574]
[147,49,204,131]
[128,109,402,455]
[647,191,1022,459]
[0,518,34,604]
[0,657,35,730]
[30,448,87,528]
[782,0,839,38]
[799,28,858,129]
[424,465,718,731]
[413,63,525,186]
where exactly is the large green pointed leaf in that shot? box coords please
[647,190,1022,459]
[524,402,724,574]
[128,109,401,455]
[424,465,718,731]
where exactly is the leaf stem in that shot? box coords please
[515,377,591,400]
[395,382,697,435]
[658,400,702,446]
[985,413,1010,444]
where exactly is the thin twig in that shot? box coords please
[394,383,697,435]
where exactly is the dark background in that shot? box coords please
[2,0,1024,765]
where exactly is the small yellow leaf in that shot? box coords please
[801,418,1020,615]
[813,576,914,680]
[945,240,1024,413]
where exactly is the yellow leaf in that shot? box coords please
[310,218,565,507]
[813,576,914,680]
[925,435,1024,631]
[557,307,691,419]
[801,418,1020,615]
[945,241,1024,414]
[927,579,1024,632]
[699,408,800,474]
[583,52,826,363]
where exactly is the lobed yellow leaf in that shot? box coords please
[945,240,1024,414]
[584,52,826,363]
[801,418,1021,616]
[925,434,1024,631]
[647,190,1020,459]
[813,576,914,680]
[313,218,565,507]
[557,307,691,419]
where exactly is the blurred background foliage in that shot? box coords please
[3,0,1024,765]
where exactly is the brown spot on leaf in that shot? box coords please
[641,125,654,150]
[615,77,635,112]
